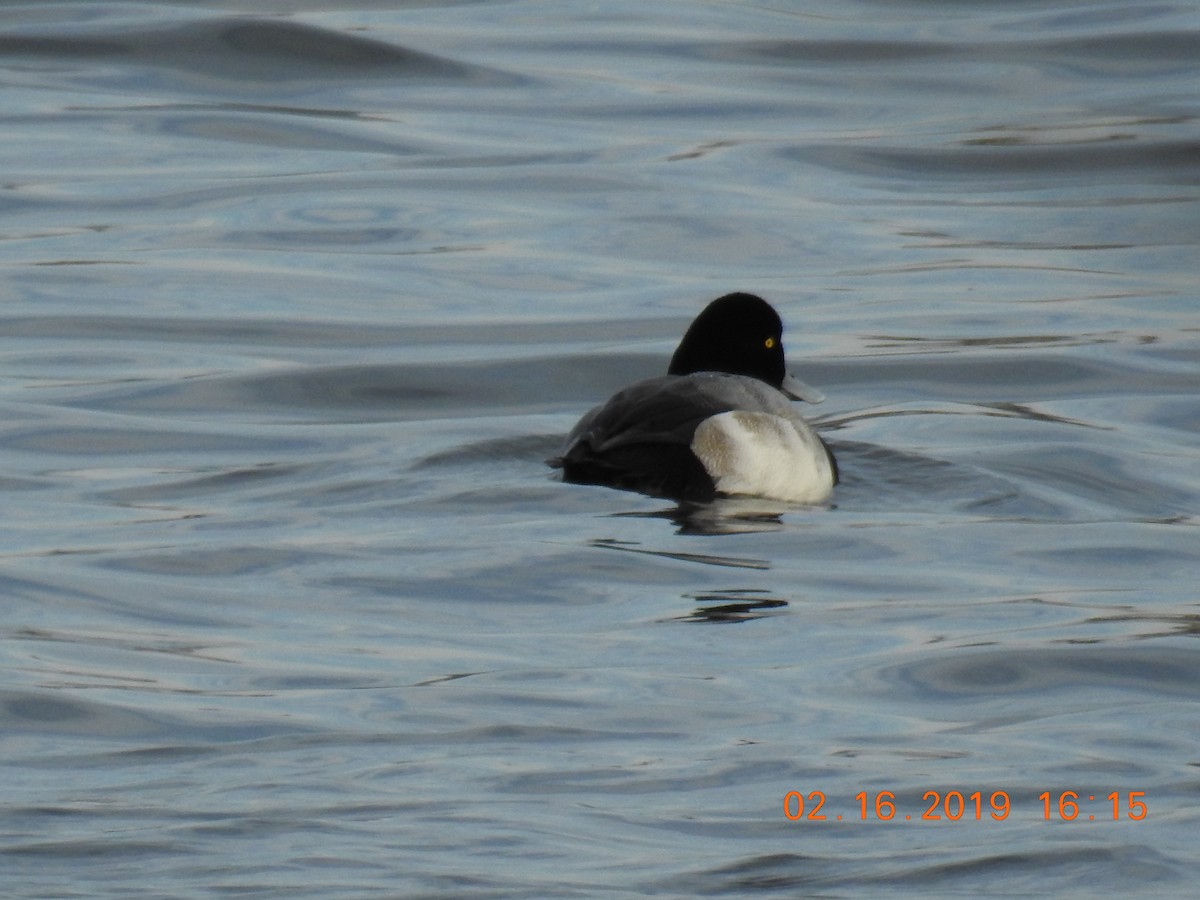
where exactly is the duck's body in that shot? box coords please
[554,292,837,504]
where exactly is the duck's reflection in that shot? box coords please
[676,589,790,624]
[613,495,803,535]
[589,536,768,570]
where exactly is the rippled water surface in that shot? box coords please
[2,1,1198,896]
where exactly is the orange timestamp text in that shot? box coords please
[784,790,1148,822]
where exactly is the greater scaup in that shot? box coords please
[553,292,838,503]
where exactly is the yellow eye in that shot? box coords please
[764,337,776,349]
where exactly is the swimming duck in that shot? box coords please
[554,292,837,503]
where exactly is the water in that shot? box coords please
[2,1,1198,896]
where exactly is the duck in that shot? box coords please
[553,292,837,503]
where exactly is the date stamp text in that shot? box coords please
[784,790,1147,823]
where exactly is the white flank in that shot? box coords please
[691,410,834,504]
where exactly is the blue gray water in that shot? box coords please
[2,1,1198,896]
